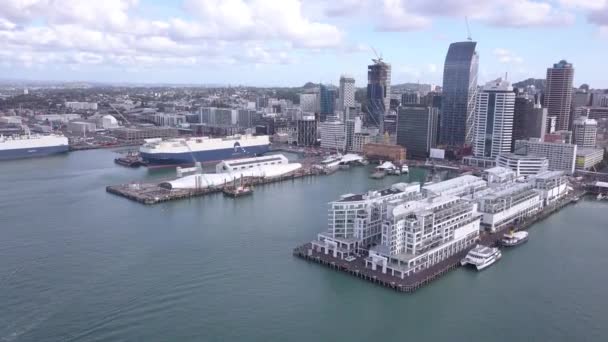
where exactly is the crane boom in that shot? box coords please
[465,16,472,41]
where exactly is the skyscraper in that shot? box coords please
[401,92,421,105]
[338,75,355,112]
[366,58,391,127]
[439,41,479,146]
[472,79,515,159]
[319,84,336,121]
[544,60,574,131]
[512,95,547,150]
[397,105,439,159]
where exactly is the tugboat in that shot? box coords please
[461,245,502,271]
[500,230,529,247]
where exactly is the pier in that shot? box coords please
[106,167,322,205]
[293,189,585,293]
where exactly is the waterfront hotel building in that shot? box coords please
[366,196,481,278]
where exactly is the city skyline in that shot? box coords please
[0,0,608,87]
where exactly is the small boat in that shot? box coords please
[461,245,502,271]
[500,230,529,247]
[223,185,253,198]
[597,194,606,201]
[401,164,409,174]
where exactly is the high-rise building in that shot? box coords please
[296,117,317,147]
[472,79,515,159]
[366,58,391,127]
[401,92,420,105]
[338,75,355,112]
[299,92,318,113]
[319,119,346,151]
[345,117,362,152]
[397,105,439,159]
[439,41,479,146]
[572,117,597,148]
[319,84,336,121]
[544,60,574,131]
[512,95,547,150]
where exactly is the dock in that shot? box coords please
[293,190,585,293]
[106,168,321,205]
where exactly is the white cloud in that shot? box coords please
[493,48,524,64]
[0,0,344,70]
[312,0,575,31]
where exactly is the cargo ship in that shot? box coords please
[0,134,69,160]
[139,134,270,167]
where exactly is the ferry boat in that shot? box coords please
[0,133,69,160]
[139,134,270,167]
[500,230,529,247]
[461,245,502,271]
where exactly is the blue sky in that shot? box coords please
[0,0,607,88]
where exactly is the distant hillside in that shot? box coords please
[302,82,318,89]
[513,78,546,91]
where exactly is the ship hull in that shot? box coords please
[0,145,69,161]
[140,144,270,167]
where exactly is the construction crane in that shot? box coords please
[108,103,131,126]
[465,16,473,41]
[371,47,383,64]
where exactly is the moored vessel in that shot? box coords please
[139,134,270,167]
[461,245,502,271]
[500,230,529,247]
[0,133,69,160]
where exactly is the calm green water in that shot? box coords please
[1,149,607,342]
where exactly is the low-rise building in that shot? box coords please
[422,175,487,197]
[112,126,178,141]
[575,148,604,170]
[496,153,549,177]
[67,121,97,135]
[362,143,406,162]
[529,171,568,206]
[351,133,372,153]
[514,139,577,174]
[474,183,542,232]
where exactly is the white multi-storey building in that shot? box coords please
[514,138,577,174]
[529,171,568,206]
[473,182,542,232]
[312,183,421,258]
[65,101,98,111]
[473,79,515,159]
[496,153,549,177]
[366,196,480,278]
[572,117,597,148]
[422,175,487,198]
[319,119,346,151]
[338,75,355,113]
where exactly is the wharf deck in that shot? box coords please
[294,190,585,293]
[106,168,322,205]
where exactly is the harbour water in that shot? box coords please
[1,149,607,341]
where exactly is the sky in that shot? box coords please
[0,0,607,88]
